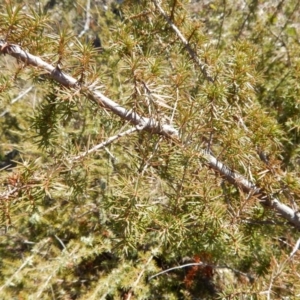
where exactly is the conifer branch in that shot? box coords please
[201,149,300,229]
[1,40,300,229]
[0,40,179,137]
[152,0,214,82]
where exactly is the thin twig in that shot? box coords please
[0,238,50,292]
[0,86,33,117]
[140,136,163,176]
[73,127,139,160]
[127,255,153,300]
[78,0,91,38]
[152,0,214,82]
[0,256,33,292]
[290,236,300,258]
[148,262,253,282]
[264,235,300,299]
[54,235,67,251]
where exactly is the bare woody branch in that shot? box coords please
[1,40,300,229]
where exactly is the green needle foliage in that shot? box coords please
[1,0,300,299]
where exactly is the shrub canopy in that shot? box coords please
[1,0,300,299]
